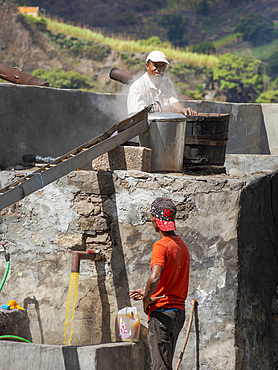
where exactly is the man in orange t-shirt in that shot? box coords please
[130,197,190,370]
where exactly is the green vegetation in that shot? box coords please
[172,53,265,102]
[17,13,278,102]
[213,53,263,102]
[196,0,210,16]
[213,34,242,51]
[17,13,47,31]
[256,90,278,103]
[157,14,188,46]
[192,42,216,55]
[47,32,111,61]
[234,13,275,46]
[42,16,219,68]
[120,53,144,72]
[32,68,94,90]
[266,51,278,79]
[251,39,278,60]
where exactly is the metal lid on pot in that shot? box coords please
[148,112,186,122]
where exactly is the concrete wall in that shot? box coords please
[182,100,276,155]
[0,341,144,370]
[225,154,278,175]
[1,168,278,369]
[0,84,127,168]
[1,84,278,169]
[261,104,278,154]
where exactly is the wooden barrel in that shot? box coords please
[183,113,230,167]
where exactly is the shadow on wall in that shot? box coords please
[195,302,200,369]
[23,296,43,343]
[62,346,81,370]
[260,110,271,154]
[97,172,131,341]
[95,261,112,343]
[96,171,153,369]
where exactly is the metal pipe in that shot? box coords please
[108,67,194,100]
[71,250,100,273]
[0,243,10,292]
[109,68,133,85]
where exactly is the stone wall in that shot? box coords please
[1,168,277,368]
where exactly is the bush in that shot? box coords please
[266,51,278,79]
[172,63,191,82]
[192,42,216,55]
[213,53,263,102]
[70,40,85,56]
[32,68,93,90]
[197,0,210,16]
[157,14,188,46]
[175,82,203,100]
[234,13,274,46]
[47,32,111,61]
[256,90,278,103]
[83,43,111,61]
[144,36,161,47]
[17,14,47,32]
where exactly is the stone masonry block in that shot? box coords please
[91,146,152,172]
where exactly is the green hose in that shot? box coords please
[0,335,32,343]
[0,260,10,292]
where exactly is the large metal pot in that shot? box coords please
[140,112,186,172]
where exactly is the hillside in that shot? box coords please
[18,0,278,44]
[0,1,278,103]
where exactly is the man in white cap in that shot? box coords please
[127,50,197,116]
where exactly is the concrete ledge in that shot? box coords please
[0,309,31,340]
[0,340,145,370]
[91,146,152,172]
[225,154,278,175]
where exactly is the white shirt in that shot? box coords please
[127,72,179,115]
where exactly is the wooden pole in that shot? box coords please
[175,299,197,370]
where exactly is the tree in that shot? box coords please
[234,13,274,46]
[158,14,188,47]
[32,69,93,90]
[266,51,278,79]
[192,42,216,55]
[213,53,263,102]
[256,90,278,103]
[196,0,209,16]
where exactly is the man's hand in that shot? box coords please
[181,106,198,116]
[162,102,197,116]
[130,288,145,301]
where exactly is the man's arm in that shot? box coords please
[143,264,163,314]
[162,102,197,116]
[129,265,163,314]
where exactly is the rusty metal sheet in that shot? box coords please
[0,64,49,86]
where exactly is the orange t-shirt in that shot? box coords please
[148,235,190,316]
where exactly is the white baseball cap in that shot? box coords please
[146,50,169,64]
